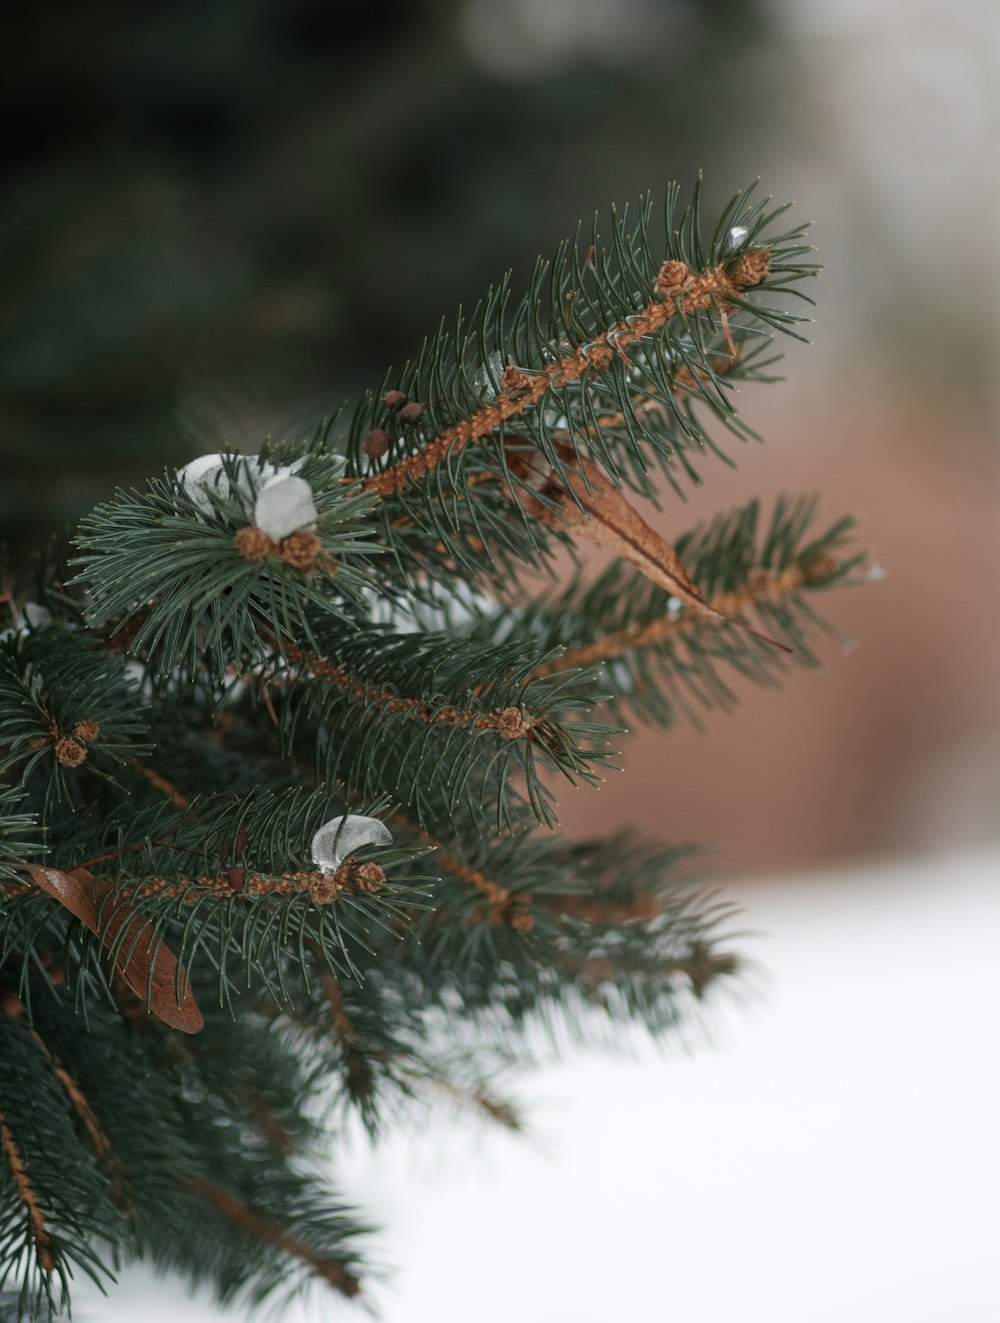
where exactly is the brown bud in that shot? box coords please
[510,909,534,934]
[729,247,771,289]
[55,737,87,768]
[744,569,774,595]
[800,552,838,586]
[72,719,101,743]
[278,530,323,571]
[364,428,391,459]
[234,526,273,562]
[654,259,692,300]
[398,401,424,424]
[308,873,342,906]
[495,706,529,739]
[500,366,535,395]
[0,988,24,1020]
[339,860,386,894]
[381,389,406,410]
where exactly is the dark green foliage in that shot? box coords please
[277,626,615,830]
[0,627,151,835]
[75,446,379,680]
[0,180,863,1318]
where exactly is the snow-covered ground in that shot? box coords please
[80,847,1000,1322]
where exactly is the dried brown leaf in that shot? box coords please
[508,442,790,651]
[28,867,204,1034]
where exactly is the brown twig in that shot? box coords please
[543,893,663,924]
[30,1029,133,1212]
[282,643,535,740]
[394,1060,522,1131]
[127,759,191,809]
[186,1176,360,1297]
[316,966,375,1099]
[0,1109,56,1272]
[388,812,532,931]
[533,562,816,676]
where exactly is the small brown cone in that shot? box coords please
[654,259,692,299]
[308,873,342,906]
[364,429,391,459]
[339,860,385,894]
[54,737,87,768]
[234,526,272,562]
[278,531,322,571]
[729,247,771,289]
[495,706,529,739]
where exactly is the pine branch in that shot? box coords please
[360,252,769,499]
[274,629,614,830]
[0,1022,121,1319]
[4,1005,134,1216]
[0,1111,55,1275]
[537,556,830,676]
[462,495,866,729]
[316,968,378,1125]
[185,1177,361,1299]
[338,182,819,587]
[73,448,379,680]
[392,1059,523,1133]
[388,811,533,931]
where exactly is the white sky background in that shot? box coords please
[81,846,1000,1323]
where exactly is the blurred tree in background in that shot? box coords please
[1,0,776,553]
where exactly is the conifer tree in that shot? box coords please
[0,180,865,1318]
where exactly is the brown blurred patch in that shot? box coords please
[557,371,1000,877]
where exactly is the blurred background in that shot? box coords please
[3,1,998,1318]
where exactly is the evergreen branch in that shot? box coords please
[0,628,151,813]
[380,809,733,1037]
[464,495,866,730]
[285,642,537,738]
[388,811,532,930]
[317,968,378,1123]
[73,449,379,681]
[0,1017,125,1320]
[16,1017,133,1215]
[185,1176,361,1299]
[275,629,614,830]
[336,183,819,587]
[0,789,433,1016]
[0,1111,55,1274]
[537,558,826,676]
[355,224,786,501]
[0,791,39,885]
[393,1059,523,1132]
[0,174,863,1319]
[89,858,396,906]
